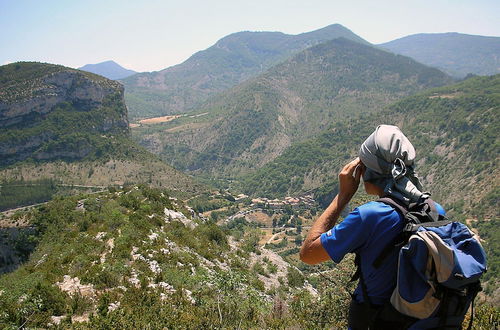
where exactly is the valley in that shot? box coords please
[137,114,182,125]
[132,38,452,178]
[0,21,499,328]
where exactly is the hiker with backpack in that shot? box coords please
[300,125,486,330]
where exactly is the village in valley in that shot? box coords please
[188,190,319,264]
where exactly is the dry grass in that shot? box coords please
[139,115,181,124]
[259,228,275,246]
[0,212,32,228]
[245,211,274,227]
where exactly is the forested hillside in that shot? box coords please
[240,74,499,219]
[239,75,500,302]
[1,185,497,328]
[0,62,129,166]
[122,24,369,119]
[133,38,452,178]
[0,185,347,328]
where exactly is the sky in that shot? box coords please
[1,0,499,72]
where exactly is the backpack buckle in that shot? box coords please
[404,223,417,232]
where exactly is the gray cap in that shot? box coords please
[359,125,416,175]
[359,125,427,204]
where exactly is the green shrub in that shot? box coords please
[287,267,304,288]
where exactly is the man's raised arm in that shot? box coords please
[299,158,363,264]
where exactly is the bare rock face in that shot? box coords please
[0,62,130,166]
[0,67,127,128]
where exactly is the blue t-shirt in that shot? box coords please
[320,201,445,305]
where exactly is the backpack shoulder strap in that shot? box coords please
[379,196,444,224]
[424,199,440,222]
[410,198,442,222]
[351,254,374,306]
[377,197,408,218]
[373,197,429,269]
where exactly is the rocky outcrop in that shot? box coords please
[0,67,127,128]
[0,62,130,166]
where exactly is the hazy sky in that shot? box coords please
[1,0,499,72]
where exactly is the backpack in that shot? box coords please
[353,197,487,330]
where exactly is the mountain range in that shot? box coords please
[121,29,499,121]
[79,60,137,80]
[379,33,500,78]
[121,24,370,119]
[133,38,452,177]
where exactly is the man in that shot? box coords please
[300,125,445,329]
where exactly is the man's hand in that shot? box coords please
[338,158,364,199]
[300,158,365,265]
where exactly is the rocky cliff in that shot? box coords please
[0,62,129,166]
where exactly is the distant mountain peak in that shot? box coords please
[79,60,137,80]
[300,23,350,34]
[297,24,370,45]
[132,35,452,178]
[96,60,121,66]
[122,23,371,118]
[379,33,500,77]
